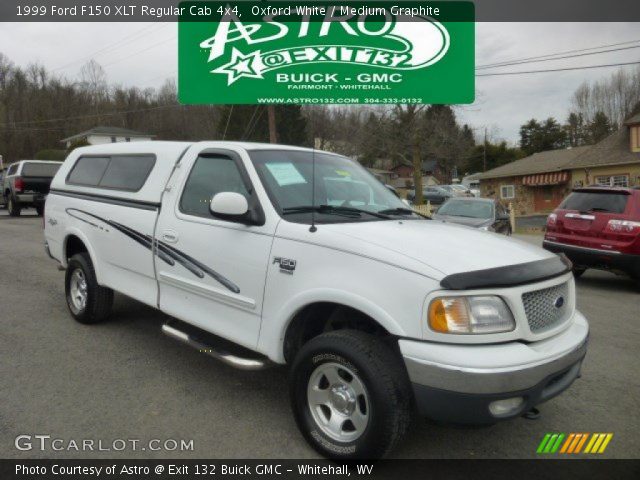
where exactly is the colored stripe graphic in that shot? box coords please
[539,433,613,454]
[584,433,614,454]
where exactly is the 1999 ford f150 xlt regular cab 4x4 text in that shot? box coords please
[44,141,589,459]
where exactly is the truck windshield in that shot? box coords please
[249,150,418,223]
[22,162,62,177]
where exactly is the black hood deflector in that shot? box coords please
[440,254,572,290]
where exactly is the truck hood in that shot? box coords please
[277,219,554,279]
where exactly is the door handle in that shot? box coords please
[162,231,179,243]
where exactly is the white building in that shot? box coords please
[61,126,155,149]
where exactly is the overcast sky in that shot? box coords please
[0,21,639,144]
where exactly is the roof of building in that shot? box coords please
[61,126,155,143]
[566,127,640,169]
[624,112,640,125]
[477,146,591,180]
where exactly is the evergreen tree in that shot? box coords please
[587,111,612,144]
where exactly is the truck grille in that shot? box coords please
[522,282,569,333]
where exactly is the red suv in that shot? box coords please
[543,186,640,289]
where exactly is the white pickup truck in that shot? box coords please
[44,141,589,459]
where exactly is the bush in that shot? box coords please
[34,149,67,161]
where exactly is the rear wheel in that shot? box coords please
[35,205,44,216]
[572,267,586,279]
[7,196,20,217]
[65,253,113,324]
[290,330,412,459]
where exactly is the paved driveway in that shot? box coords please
[1,212,638,458]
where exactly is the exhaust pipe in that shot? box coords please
[161,323,272,371]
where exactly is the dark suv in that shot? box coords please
[543,186,640,288]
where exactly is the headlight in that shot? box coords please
[428,296,515,334]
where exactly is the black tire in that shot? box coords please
[7,195,21,217]
[35,205,44,216]
[65,252,113,324]
[572,267,586,279]
[290,330,413,459]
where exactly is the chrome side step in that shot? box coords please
[161,323,272,371]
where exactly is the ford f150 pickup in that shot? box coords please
[3,160,62,216]
[44,141,589,459]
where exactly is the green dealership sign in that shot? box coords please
[178,2,475,104]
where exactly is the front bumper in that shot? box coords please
[543,240,640,278]
[400,311,589,424]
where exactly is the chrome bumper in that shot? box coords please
[400,311,589,395]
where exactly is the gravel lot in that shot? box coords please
[1,210,638,459]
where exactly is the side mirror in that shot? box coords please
[210,192,250,221]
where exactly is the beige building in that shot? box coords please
[477,147,590,216]
[566,114,640,188]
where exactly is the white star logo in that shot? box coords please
[212,48,264,85]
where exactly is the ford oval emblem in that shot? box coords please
[554,296,565,308]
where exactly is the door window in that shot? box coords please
[180,155,251,218]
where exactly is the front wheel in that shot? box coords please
[65,253,113,324]
[289,330,412,459]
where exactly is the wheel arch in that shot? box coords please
[264,290,406,364]
[62,229,102,281]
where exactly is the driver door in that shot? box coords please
[154,148,275,350]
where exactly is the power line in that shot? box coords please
[50,23,168,73]
[476,44,640,70]
[0,104,182,128]
[477,60,640,77]
[101,37,176,68]
[477,38,640,69]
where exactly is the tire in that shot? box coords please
[7,195,21,217]
[290,330,413,459]
[65,252,113,324]
[572,267,586,279]
[35,205,44,216]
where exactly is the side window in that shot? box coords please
[99,155,155,191]
[7,164,18,175]
[67,157,110,186]
[66,155,155,191]
[180,155,250,218]
[500,185,515,199]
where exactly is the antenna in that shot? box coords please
[309,145,317,233]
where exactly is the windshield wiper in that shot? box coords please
[378,207,430,219]
[587,207,611,212]
[282,205,392,219]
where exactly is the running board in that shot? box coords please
[161,323,272,371]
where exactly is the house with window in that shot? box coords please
[61,126,155,148]
[565,114,640,189]
[477,146,590,216]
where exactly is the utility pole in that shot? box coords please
[267,105,278,144]
[483,127,487,172]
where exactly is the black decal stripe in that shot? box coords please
[51,189,159,211]
[440,255,572,290]
[66,208,175,266]
[155,241,205,279]
[65,208,240,293]
[157,241,241,294]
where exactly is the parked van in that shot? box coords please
[44,142,589,459]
